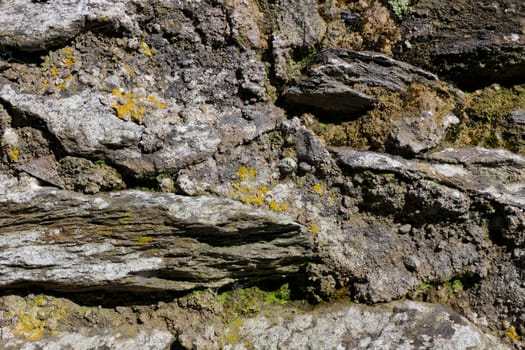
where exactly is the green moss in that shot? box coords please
[306,82,458,151]
[218,283,291,322]
[388,0,412,19]
[448,84,525,153]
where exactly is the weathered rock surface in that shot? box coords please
[396,0,525,89]
[1,0,525,349]
[335,147,525,208]
[0,175,312,291]
[285,48,441,115]
[223,300,510,350]
[0,0,137,52]
[1,329,173,350]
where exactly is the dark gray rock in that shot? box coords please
[334,147,525,209]
[284,48,440,116]
[396,0,525,89]
[388,112,460,155]
[295,127,331,166]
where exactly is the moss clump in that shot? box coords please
[387,0,412,19]
[218,283,291,322]
[447,84,525,153]
[319,1,401,55]
[305,82,458,151]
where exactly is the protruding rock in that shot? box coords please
[223,301,511,350]
[284,48,441,116]
[18,155,65,189]
[0,0,136,51]
[396,0,525,89]
[0,177,313,292]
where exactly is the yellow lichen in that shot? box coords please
[148,95,167,109]
[50,66,58,79]
[135,236,153,246]
[10,295,68,341]
[311,225,319,234]
[7,147,19,162]
[507,327,522,341]
[313,183,324,195]
[111,89,167,124]
[62,47,76,68]
[139,41,153,57]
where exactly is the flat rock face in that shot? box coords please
[223,301,510,350]
[0,0,136,51]
[0,176,312,291]
[1,328,173,350]
[396,0,525,89]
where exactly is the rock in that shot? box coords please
[278,157,297,175]
[58,156,126,194]
[396,0,525,89]
[0,85,145,166]
[387,111,460,155]
[324,147,523,302]
[284,48,441,116]
[335,147,525,209]
[0,0,137,51]
[0,175,313,292]
[18,155,65,189]
[295,127,331,166]
[223,300,510,350]
[268,0,327,82]
[509,109,525,129]
[1,329,173,350]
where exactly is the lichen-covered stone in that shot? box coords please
[223,301,510,350]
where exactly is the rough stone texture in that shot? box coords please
[388,112,460,155]
[335,147,525,209]
[396,0,525,89]
[0,0,525,349]
[0,175,312,291]
[285,48,440,115]
[1,329,173,350]
[0,0,137,51]
[223,301,510,350]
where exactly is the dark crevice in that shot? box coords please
[487,202,510,247]
[0,46,46,65]
[0,284,187,307]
